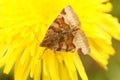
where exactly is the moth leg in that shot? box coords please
[54,50,57,54]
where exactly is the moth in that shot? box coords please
[40,6,90,55]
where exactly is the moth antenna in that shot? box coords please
[39,48,47,60]
[29,27,47,59]
[29,27,41,44]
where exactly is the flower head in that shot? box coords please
[0,0,120,80]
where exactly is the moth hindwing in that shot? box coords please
[40,5,90,55]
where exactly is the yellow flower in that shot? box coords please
[0,0,120,80]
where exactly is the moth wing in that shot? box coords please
[72,29,90,54]
[40,5,90,54]
[40,27,60,50]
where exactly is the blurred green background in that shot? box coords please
[0,0,120,80]
[81,0,120,80]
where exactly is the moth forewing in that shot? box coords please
[63,6,80,29]
[40,5,90,55]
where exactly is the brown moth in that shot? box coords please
[40,6,90,54]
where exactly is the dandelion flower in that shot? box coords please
[0,0,120,80]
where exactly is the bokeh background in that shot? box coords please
[0,0,120,80]
[81,0,120,80]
